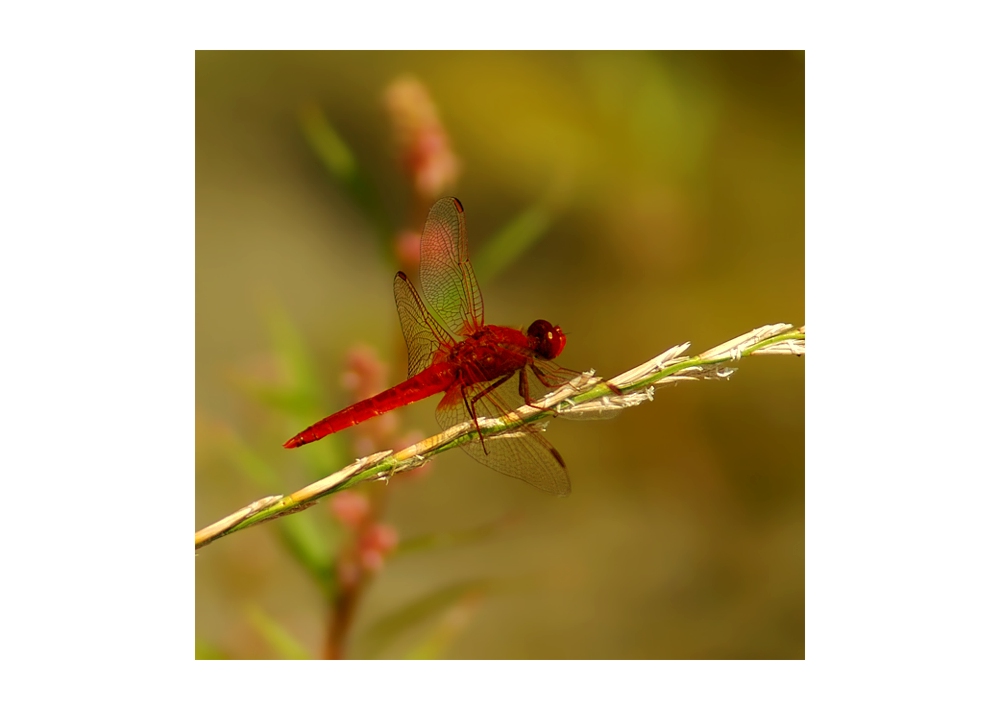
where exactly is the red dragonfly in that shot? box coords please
[284,197,588,495]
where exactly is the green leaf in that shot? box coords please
[475,204,553,284]
[395,514,520,557]
[218,430,335,591]
[195,637,228,660]
[404,594,484,660]
[298,103,357,181]
[296,103,388,247]
[263,301,324,412]
[361,579,492,659]
[228,380,317,418]
[219,430,282,489]
[275,512,336,597]
[262,301,346,474]
[245,605,312,660]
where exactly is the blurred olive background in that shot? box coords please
[196,51,804,659]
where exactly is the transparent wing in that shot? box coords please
[530,359,624,420]
[393,272,455,378]
[419,197,485,337]
[436,355,574,496]
[522,358,584,395]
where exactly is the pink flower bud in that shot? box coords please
[368,523,399,554]
[330,491,369,529]
[343,344,388,399]
[358,524,398,572]
[384,76,461,200]
[394,229,422,272]
[359,548,385,573]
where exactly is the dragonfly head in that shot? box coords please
[527,319,566,360]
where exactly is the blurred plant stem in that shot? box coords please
[291,78,477,659]
[323,484,394,659]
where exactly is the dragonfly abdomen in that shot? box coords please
[283,363,456,448]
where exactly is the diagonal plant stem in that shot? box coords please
[195,323,804,551]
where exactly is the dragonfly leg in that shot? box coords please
[459,384,482,450]
[521,367,561,414]
[529,363,566,389]
[467,372,516,455]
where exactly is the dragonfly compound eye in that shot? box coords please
[528,319,566,360]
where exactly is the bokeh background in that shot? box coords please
[195,51,804,659]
